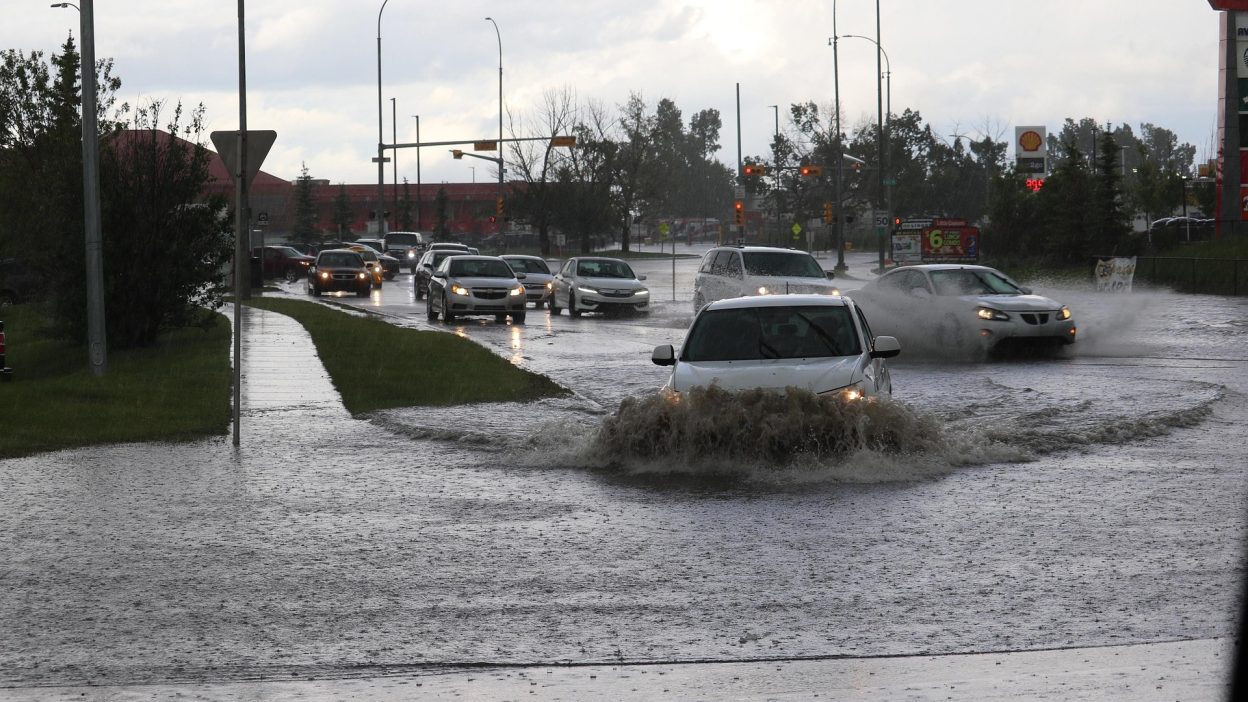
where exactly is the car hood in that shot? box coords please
[670,356,861,394]
[747,275,838,292]
[452,276,523,288]
[959,293,1063,311]
[578,276,645,290]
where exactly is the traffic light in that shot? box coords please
[496,197,505,217]
[451,149,464,159]
[823,202,834,224]
[892,216,902,228]
[799,164,823,177]
[733,200,745,226]
[489,216,497,223]
[742,164,768,177]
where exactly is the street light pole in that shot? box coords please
[830,0,846,271]
[375,0,389,235]
[485,17,504,247]
[841,28,891,271]
[390,96,397,223]
[52,0,106,374]
[767,105,779,137]
[412,114,421,229]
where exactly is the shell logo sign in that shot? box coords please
[1018,130,1043,153]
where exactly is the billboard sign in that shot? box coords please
[921,224,979,263]
[1015,126,1047,176]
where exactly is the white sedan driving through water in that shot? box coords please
[651,295,900,401]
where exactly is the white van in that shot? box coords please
[692,245,839,313]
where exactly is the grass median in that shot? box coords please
[242,297,568,414]
[0,304,232,459]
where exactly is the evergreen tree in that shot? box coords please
[292,162,318,244]
[330,182,353,239]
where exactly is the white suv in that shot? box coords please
[692,245,840,313]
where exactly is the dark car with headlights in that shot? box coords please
[426,255,527,324]
[307,249,372,297]
[501,255,554,308]
[384,231,427,272]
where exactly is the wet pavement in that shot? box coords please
[1,245,1245,700]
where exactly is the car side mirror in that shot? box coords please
[651,344,676,366]
[638,274,648,281]
[432,271,445,278]
[1019,286,1033,295]
[825,270,836,280]
[515,272,527,280]
[870,335,901,359]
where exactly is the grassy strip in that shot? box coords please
[242,297,568,414]
[0,305,232,459]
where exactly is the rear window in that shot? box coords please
[318,252,363,268]
[682,305,860,361]
[386,233,422,246]
[505,258,551,274]
[742,251,824,278]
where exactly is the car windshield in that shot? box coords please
[449,259,515,278]
[386,233,421,246]
[276,246,303,257]
[929,269,1022,296]
[353,248,379,262]
[318,252,363,268]
[430,252,455,267]
[682,305,860,361]
[576,260,634,278]
[505,258,551,274]
[742,251,825,278]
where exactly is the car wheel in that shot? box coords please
[495,314,507,323]
[442,294,455,322]
[534,299,544,309]
[513,312,526,324]
[309,284,321,297]
[568,291,581,318]
[415,280,424,300]
[426,294,437,321]
[284,268,298,284]
[549,292,562,315]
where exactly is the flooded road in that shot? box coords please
[2,244,1246,692]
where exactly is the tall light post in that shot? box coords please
[52,0,106,375]
[841,25,890,271]
[485,17,504,247]
[767,104,779,246]
[829,0,846,271]
[390,96,398,223]
[469,166,476,183]
[411,114,422,229]
[767,105,779,137]
[374,0,390,235]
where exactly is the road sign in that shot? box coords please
[257,211,270,225]
[883,178,897,186]
[474,140,498,151]
[210,130,277,188]
[658,222,670,239]
[874,214,889,227]
[550,135,577,147]
[791,223,802,235]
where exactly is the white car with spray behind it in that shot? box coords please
[692,245,840,313]
[848,264,1075,357]
[651,295,899,401]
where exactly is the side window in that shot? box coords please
[901,270,930,295]
[698,251,718,274]
[561,260,576,276]
[710,251,733,275]
[855,307,875,344]
[724,252,743,279]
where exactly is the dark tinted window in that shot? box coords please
[450,258,515,277]
[742,251,824,277]
[318,252,364,268]
[504,257,551,274]
[682,305,860,362]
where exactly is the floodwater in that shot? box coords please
[1,245,1245,693]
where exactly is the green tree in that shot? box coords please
[291,162,317,245]
[399,178,413,230]
[331,182,353,239]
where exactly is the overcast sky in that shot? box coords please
[4,1,1223,186]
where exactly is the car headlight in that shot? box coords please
[320,271,330,279]
[975,306,1010,321]
[577,286,598,295]
[834,381,866,402]
[357,272,367,280]
[1057,305,1072,320]
[757,286,770,295]
[509,286,525,297]
[634,288,649,296]
[826,287,841,296]
[451,284,469,296]
[545,282,553,290]
[407,251,417,259]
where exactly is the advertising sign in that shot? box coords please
[1094,257,1136,292]
[891,232,922,264]
[920,224,979,263]
[1015,126,1047,176]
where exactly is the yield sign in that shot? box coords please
[210,130,277,188]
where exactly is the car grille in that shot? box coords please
[473,288,509,300]
[331,273,358,281]
[1020,313,1051,325]
[600,289,634,298]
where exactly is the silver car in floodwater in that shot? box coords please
[426,255,527,324]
